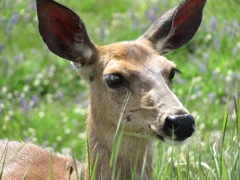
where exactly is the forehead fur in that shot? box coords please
[99,41,176,75]
[100,41,156,63]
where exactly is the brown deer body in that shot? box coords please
[0,0,206,179]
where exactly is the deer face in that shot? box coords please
[36,0,206,143]
[76,41,194,143]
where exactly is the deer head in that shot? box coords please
[36,0,206,144]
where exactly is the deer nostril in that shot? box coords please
[163,114,195,141]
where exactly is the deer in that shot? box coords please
[0,0,207,179]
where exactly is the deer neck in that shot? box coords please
[85,92,155,179]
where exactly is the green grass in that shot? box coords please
[0,0,240,179]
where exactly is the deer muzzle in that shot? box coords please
[163,114,195,141]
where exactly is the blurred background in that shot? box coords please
[0,0,239,161]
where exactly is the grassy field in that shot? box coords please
[0,0,239,179]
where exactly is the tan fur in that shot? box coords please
[0,140,85,179]
[0,0,206,179]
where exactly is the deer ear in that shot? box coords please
[36,0,96,65]
[139,0,207,55]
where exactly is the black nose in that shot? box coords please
[163,114,195,141]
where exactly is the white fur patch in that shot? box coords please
[82,46,93,59]
[73,41,93,64]
[71,62,83,75]
[155,38,172,54]
[72,62,82,69]
[164,137,188,146]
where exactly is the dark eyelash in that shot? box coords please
[173,68,181,74]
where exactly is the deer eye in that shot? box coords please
[169,68,180,80]
[104,74,126,88]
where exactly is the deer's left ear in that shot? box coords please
[36,0,96,65]
[139,0,207,55]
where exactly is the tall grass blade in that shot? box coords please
[90,154,98,180]
[110,134,123,180]
[231,96,239,180]
[0,142,30,179]
[5,142,26,167]
[222,99,229,142]
[221,157,228,180]
[170,148,173,178]
[186,144,190,180]
[233,96,239,142]
[86,132,98,180]
[131,151,141,180]
[110,92,131,179]
[212,141,220,178]
[0,143,8,179]
[177,160,182,180]
[86,133,92,179]
[140,151,147,180]
[155,143,166,179]
[198,144,208,179]
[171,126,175,179]
[49,152,53,180]
[230,151,239,180]
[22,164,31,180]
[70,148,80,180]
[220,98,229,180]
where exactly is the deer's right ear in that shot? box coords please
[36,0,96,66]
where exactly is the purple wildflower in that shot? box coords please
[9,13,19,26]
[210,17,217,31]
[20,98,30,112]
[145,6,158,23]
[30,96,39,108]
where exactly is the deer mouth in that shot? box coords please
[148,124,168,141]
[148,120,195,144]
